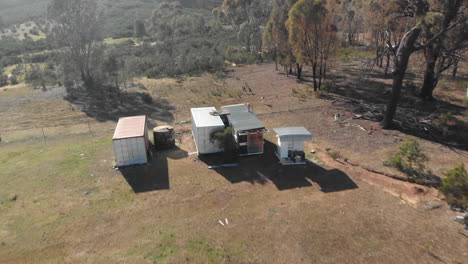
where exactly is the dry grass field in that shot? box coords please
[0,59,467,263]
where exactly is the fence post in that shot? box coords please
[88,119,93,136]
[41,127,47,144]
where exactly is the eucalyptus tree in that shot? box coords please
[286,0,339,90]
[47,0,104,90]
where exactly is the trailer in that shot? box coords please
[191,107,226,154]
[113,115,150,167]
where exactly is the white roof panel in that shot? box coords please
[113,115,147,140]
[191,107,225,128]
[273,127,312,141]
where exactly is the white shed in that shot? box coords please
[273,127,312,165]
[191,107,225,154]
[113,115,149,167]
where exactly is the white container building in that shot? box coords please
[191,107,226,154]
[113,115,150,167]
[273,127,312,165]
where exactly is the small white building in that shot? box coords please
[191,107,226,154]
[113,115,149,167]
[273,127,312,165]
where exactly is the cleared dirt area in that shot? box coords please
[0,61,467,263]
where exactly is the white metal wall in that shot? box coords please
[113,137,148,167]
[277,139,305,158]
[194,126,224,154]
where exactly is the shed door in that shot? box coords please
[247,133,263,154]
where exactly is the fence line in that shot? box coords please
[0,102,326,145]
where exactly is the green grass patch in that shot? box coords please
[328,151,341,160]
[147,231,178,263]
[104,37,136,45]
[2,63,47,82]
[339,46,374,62]
[186,239,228,263]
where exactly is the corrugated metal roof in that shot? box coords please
[222,104,265,131]
[191,107,225,128]
[113,115,147,140]
[273,127,312,141]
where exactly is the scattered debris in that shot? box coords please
[421,200,442,211]
[355,125,366,131]
[188,152,198,155]
[80,154,85,157]
[218,218,229,226]
[89,173,95,177]
[208,163,239,169]
[310,149,316,154]
[176,120,190,125]
[454,215,465,225]
[10,195,18,202]
[334,113,341,121]
[242,82,255,95]
[353,114,363,119]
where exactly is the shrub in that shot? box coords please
[439,163,468,209]
[210,127,237,162]
[9,75,18,85]
[141,93,153,104]
[438,112,455,125]
[404,80,418,95]
[321,79,338,93]
[0,74,8,87]
[328,151,341,160]
[225,46,261,65]
[384,138,432,181]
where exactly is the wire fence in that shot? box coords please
[0,119,114,145]
[0,98,327,146]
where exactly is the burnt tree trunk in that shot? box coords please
[419,0,463,98]
[419,46,439,100]
[384,53,391,76]
[296,63,302,79]
[312,63,318,91]
[452,58,459,78]
[382,27,422,128]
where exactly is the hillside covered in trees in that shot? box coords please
[1,0,465,126]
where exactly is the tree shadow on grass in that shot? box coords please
[64,86,175,127]
[298,65,468,150]
[119,146,188,193]
[199,140,358,192]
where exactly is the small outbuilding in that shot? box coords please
[191,107,226,154]
[221,104,267,156]
[273,127,312,165]
[113,115,150,167]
